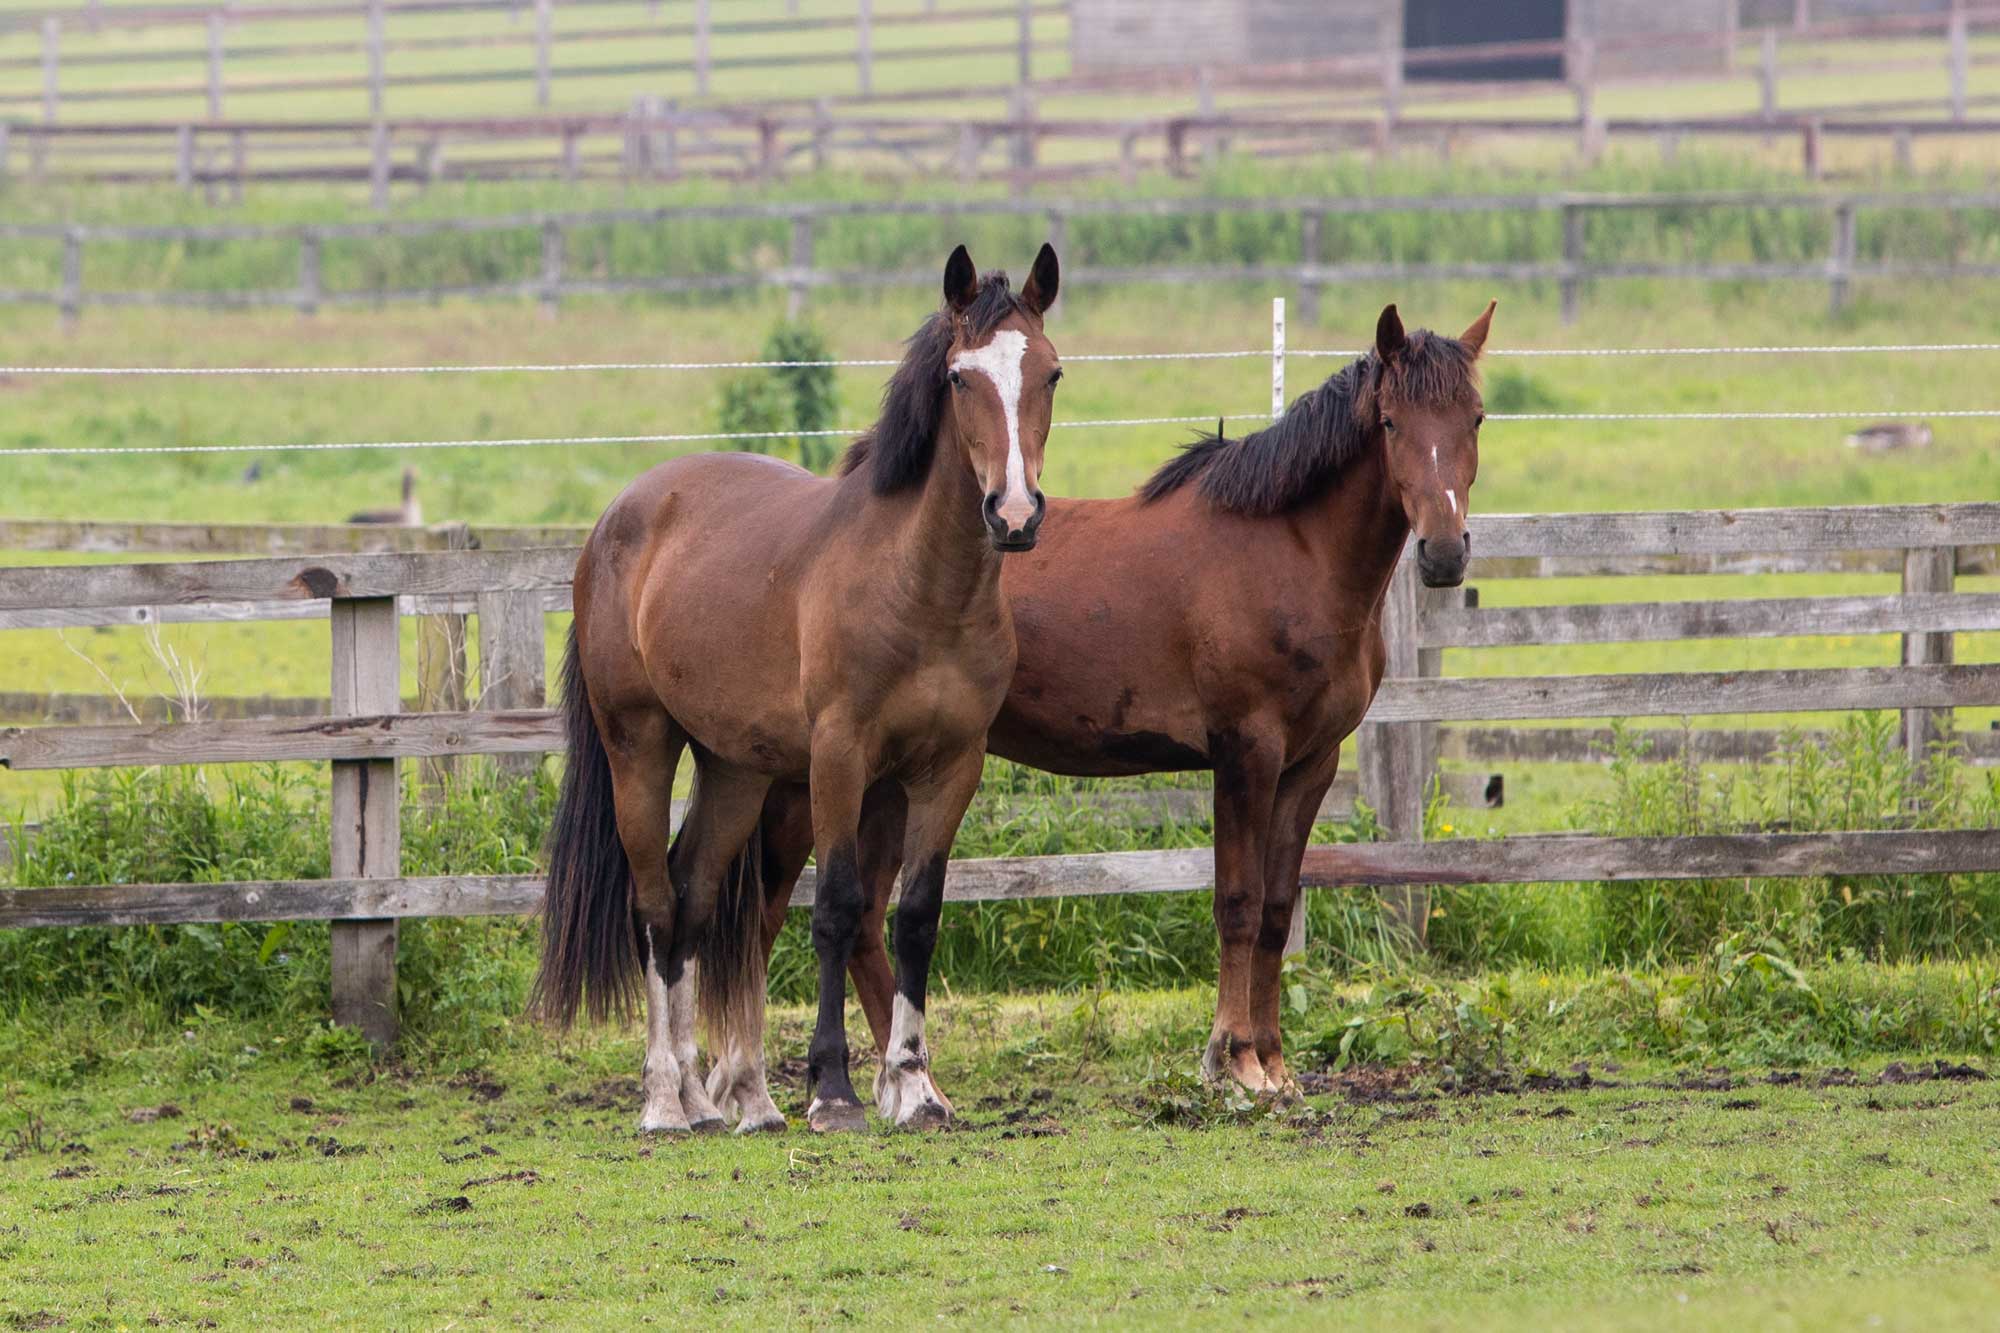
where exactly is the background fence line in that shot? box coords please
[12,189,2000,327]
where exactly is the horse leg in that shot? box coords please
[849,782,910,1058]
[706,783,813,1135]
[1202,727,1283,1093]
[875,751,982,1129]
[804,727,871,1132]
[657,761,771,1135]
[1248,756,1340,1104]
[602,711,692,1134]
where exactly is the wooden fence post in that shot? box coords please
[540,218,564,317]
[477,591,547,780]
[812,96,833,172]
[1793,0,1811,30]
[1828,200,1856,314]
[416,525,472,798]
[1016,0,1033,86]
[366,0,385,119]
[857,0,874,96]
[1560,202,1585,325]
[787,214,814,320]
[1948,9,1969,122]
[0,125,11,185]
[694,0,712,97]
[534,0,553,107]
[1009,84,1036,179]
[230,128,246,202]
[1379,5,1402,121]
[329,595,400,1049]
[206,14,225,120]
[658,96,678,177]
[370,121,391,210]
[297,230,322,315]
[1759,27,1779,123]
[176,125,195,189]
[41,19,59,126]
[60,227,82,329]
[1902,547,1956,774]
[1358,556,1428,944]
[1297,209,1323,327]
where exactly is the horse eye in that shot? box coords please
[1475,414,1485,429]
[947,369,965,389]
[1381,417,1396,432]
[1049,368,1064,387]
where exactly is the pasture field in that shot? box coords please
[4,974,2000,1330]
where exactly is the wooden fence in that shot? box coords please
[2,502,1997,1044]
[1,2,1995,199]
[9,187,1999,326]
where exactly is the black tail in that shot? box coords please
[529,626,643,1028]
[694,814,766,1055]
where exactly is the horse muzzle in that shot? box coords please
[1415,532,1469,588]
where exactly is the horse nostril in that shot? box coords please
[982,493,1002,527]
[1416,537,1428,562]
[1462,530,1472,552]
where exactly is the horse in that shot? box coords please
[728,299,1494,1110]
[531,243,1064,1135]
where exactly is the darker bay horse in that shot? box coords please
[733,300,1493,1111]
[532,244,1064,1134]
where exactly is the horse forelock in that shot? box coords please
[839,272,1035,494]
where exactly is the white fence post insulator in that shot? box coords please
[694,0,712,98]
[206,14,225,121]
[857,0,874,96]
[540,219,564,317]
[366,0,386,120]
[787,215,814,320]
[1949,10,1969,123]
[329,595,401,1049]
[1560,203,1585,326]
[297,230,322,316]
[1829,200,1857,314]
[534,0,553,108]
[1759,27,1780,123]
[1902,547,1956,777]
[1269,296,1286,422]
[59,227,82,329]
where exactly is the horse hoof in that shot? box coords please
[689,1114,727,1135]
[808,1099,868,1134]
[638,1117,692,1137]
[897,1100,952,1131]
[736,1113,788,1136]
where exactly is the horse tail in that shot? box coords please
[529,625,643,1028]
[694,817,767,1058]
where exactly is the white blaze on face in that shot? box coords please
[950,328,1035,530]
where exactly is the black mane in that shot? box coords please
[839,273,1034,494]
[1140,329,1477,514]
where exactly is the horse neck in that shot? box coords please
[1309,429,1409,605]
[886,421,1002,618]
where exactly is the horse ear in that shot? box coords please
[1460,299,1497,357]
[943,245,978,313]
[1375,304,1406,362]
[1021,242,1061,317]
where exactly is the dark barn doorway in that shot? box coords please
[1405,0,1566,82]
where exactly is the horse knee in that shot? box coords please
[810,846,865,954]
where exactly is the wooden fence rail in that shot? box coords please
[2,501,1996,1042]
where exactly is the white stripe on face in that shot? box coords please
[950,328,1034,529]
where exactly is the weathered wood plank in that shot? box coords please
[1469,546,2000,578]
[0,709,562,770]
[1421,592,2000,649]
[1367,665,2000,723]
[1465,504,2000,557]
[0,517,586,555]
[329,596,400,1049]
[0,547,577,611]
[6,829,1997,929]
[1442,724,2000,767]
[0,587,574,631]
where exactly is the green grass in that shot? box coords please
[4,974,2000,1329]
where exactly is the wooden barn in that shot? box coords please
[1069,0,1735,80]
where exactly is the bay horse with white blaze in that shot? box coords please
[731,299,1493,1107]
[532,244,1063,1134]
